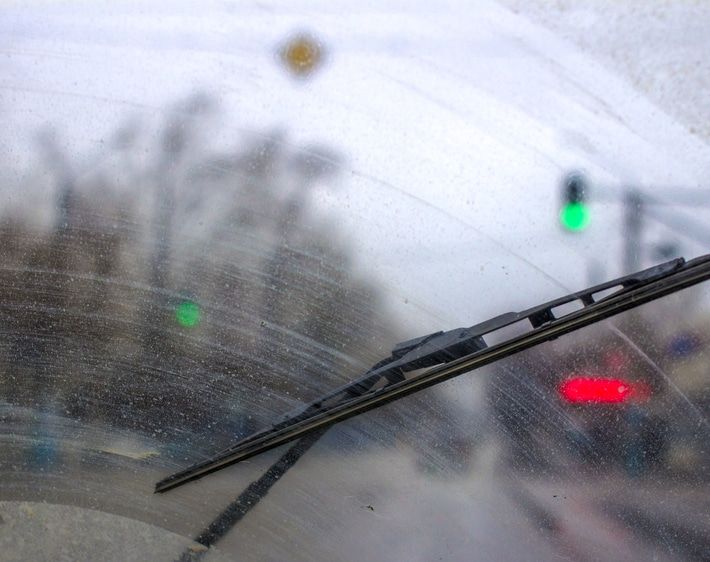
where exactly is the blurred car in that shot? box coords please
[487,306,706,477]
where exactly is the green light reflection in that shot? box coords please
[175,300,201,328]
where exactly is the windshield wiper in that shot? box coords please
[156,254,710,493]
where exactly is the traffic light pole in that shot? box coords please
[619,188,710,274]
[623,191,643,274]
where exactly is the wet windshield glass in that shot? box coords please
[1,2,709,561]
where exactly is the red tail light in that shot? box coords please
[558,377,648,404]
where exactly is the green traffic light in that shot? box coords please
[560,202,590,231]
[175,300,201,328]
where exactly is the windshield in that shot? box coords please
[1,2,709,561]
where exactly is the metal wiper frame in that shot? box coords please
[157,254,710,493]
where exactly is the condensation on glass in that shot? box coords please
[1,2,709,561]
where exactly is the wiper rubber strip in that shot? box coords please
[156,254,710,493]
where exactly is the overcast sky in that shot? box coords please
[2,0,709,331]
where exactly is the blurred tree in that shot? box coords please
[0,93,396,452]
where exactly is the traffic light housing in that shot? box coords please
[560,173,590,231]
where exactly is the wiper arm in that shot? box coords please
[156,254,710,493]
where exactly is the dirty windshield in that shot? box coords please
[1,2,709,561]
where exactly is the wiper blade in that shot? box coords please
[156,254,710,493]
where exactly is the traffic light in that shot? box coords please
[560,173,590,231]
[175,299,201,328]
